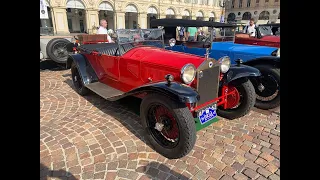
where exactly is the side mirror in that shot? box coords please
[66,43,75,52]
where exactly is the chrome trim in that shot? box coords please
[180,63,196,84]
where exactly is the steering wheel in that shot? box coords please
[203,37,211,48]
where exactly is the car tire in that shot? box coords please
[217,79,256,120]
[46,38,70,64]
[71,62,89,96]
[140,93,196,159]
[252,65,280,110]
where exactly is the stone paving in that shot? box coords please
[40,68,280,180]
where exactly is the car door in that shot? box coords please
[97,54,120,81]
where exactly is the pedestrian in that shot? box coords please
[187,26,198,41]
[96,19,114,43]
[243,18,256,37]
[178,26,185,41]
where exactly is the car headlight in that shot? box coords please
[169,38,176,47]
[218,56,231,73]
[181,64,196,84]
[277,48,280,57]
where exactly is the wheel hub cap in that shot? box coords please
[226,86,241,109]
[154,122,164,131]
[258,83,265,92]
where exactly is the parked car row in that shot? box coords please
[41,19,280,159]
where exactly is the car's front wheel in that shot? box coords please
[71,62,89,96]
[140,94,196,159]
[217,79,256,120]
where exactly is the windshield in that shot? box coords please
[209,27,235,42]
[258,26,273,36]
[116,29,164,48]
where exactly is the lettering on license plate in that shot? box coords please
[198,104,217,125]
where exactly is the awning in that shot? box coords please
[166,8,175,15]
[125,5,138,13]
[196,11,204,17]
[256,20,269,25]
[147,7,157,14]
[66,0,85,9]
[183,10,190,16]
[98,2,113,11]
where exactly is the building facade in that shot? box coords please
[40,0,226,35]
[225,0,280,24]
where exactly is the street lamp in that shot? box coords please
[219,0,230,22]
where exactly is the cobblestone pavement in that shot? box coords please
[40,69,280,180]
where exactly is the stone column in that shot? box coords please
[139,12,148,29]
[50,8,57,34]
[116,12,126,29]
[51,7,70,35]
[85,9,99,34]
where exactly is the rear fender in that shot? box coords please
[243,56,280,68]
[123,81,200,104]
[67,54,98,85]
[221,64,261,85]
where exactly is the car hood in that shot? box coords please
[212,42,278,55]
[260,35,280,42]
[127,46,206,69]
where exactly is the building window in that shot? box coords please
[256,0,259,3]
[265,0,269,2]
[247,0,251,7]
[184,0,191,3]
[231,0,235,8]
[203,0,208,5]
[193,0,198,4]
[275,0,279,2]
[239,0,243,8]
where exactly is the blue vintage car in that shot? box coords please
[151,19,280,110]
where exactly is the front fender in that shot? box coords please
[243,56,280,68]
[222,64,261,84]
[67,54,98,85]
[124,81,200,104]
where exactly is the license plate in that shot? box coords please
[198,104,217,125]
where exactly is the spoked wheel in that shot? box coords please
[140,94,196,159]
[46,38,70,63]
[217,79,256,120]
[147,104,180,148]
[252,65,280,110]
[71,62,89,96]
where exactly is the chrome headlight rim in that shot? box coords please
[169,38,176,47]
[180,63,196,84]
[218,56,231,73]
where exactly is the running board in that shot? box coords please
[86,82,124,101]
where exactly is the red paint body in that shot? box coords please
[84,45,240,111]
[235,35,280,48]
[85,46,204,92]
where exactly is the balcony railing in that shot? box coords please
[40,27,54,36]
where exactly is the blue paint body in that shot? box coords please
[167,41,278,64]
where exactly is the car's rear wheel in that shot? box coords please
[140,94,196,159]
[71,62,89,96]
[217,79,256,120]
[46,38,70,64]
[252,65,280,110]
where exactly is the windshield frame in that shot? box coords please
[115,28,165,55]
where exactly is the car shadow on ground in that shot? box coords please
[63,78,153,149]
[40,163,77,180]
[142,162,189,180]
[40,60,67,71]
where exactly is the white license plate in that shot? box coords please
[198,104,217,125]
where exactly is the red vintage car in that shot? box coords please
[66,29,260,159]
[235,23,280,48]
